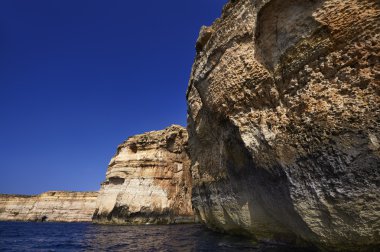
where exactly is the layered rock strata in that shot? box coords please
[0,191,98,222]
[187,0,379,250]
[93,125,194,224]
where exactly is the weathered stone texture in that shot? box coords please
[187,0,379,250]
[0,191,98,222]
[93,125,195,224]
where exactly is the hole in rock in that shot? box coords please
[109,177,125,185]
[129,143,138,153]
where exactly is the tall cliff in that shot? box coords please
[187,0,379,250]
[0,191,98,222]
[93,125,194,224]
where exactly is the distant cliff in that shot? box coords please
[0,191,98,222]
[187,0,379,250]
[93,125,195,224]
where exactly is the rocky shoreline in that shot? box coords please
[92,125,195,225]
[0,191,98,222]
[0,126,195,225]
[187,0,379,250]
[0,0,378,250]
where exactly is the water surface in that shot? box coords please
[0,222,315,251]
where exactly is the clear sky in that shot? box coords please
[0,0,227,195]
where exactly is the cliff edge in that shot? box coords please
[93,125,195,224]
[187,0,379,250]
[0,191,98,222]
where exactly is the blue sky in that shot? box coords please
[0,0,227,195]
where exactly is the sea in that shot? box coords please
[0,222,317,251]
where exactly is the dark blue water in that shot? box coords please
[0,222,315,251]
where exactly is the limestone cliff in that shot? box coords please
[93,125,194,224]
[0,191,98,222]
[187,0,379,250]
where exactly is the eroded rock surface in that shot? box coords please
[187,0,379,250]
[93,125,194,224]
[0,191,98,222]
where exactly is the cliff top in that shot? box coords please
[116,125,188,154]
[39,191,98,197]
[0,194,35,198]
[0,191,98,198]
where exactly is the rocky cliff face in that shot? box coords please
[0,191,98,222]
[187,0,379,250]
[93,125,194,224]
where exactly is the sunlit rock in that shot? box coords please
[186,0,380,250]
[93,125,195,224]
[0,191,98,222]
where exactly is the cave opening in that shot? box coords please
[109,177,125,185]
